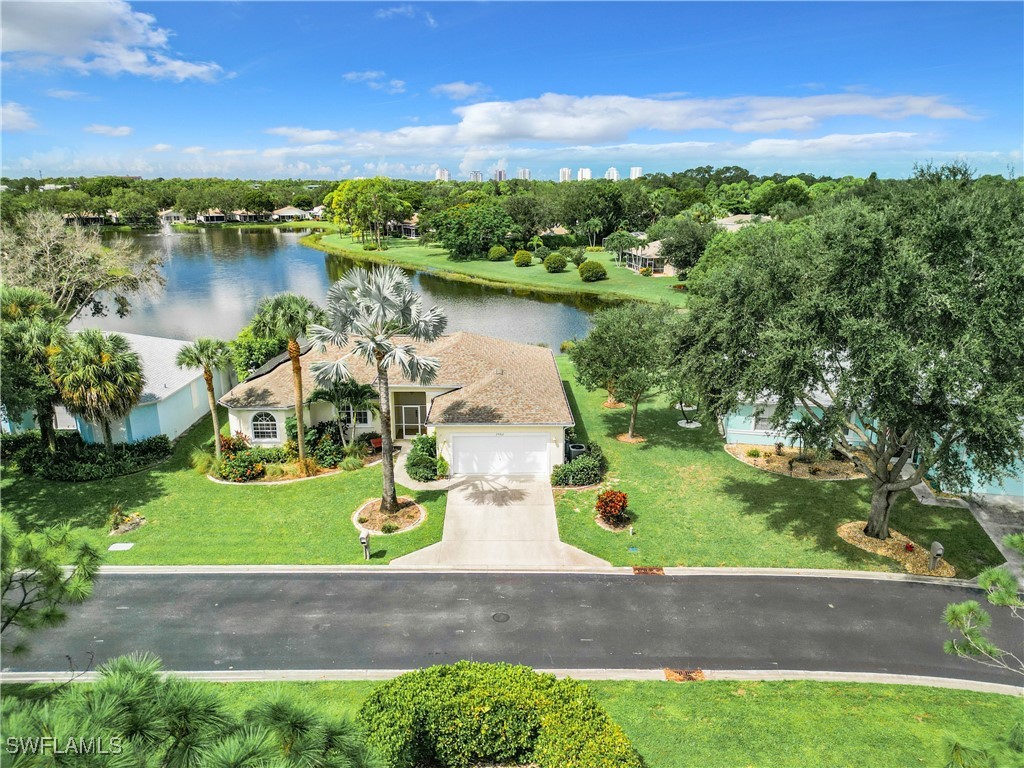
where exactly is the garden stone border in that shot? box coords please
[677,420,702,429]
[206,467,347,486]
[351,497,427,536]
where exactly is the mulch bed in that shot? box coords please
[616,433,647,443]
[633,566,666,576]
[725,443,865,480]
[353,496,425,535]
[665,668,704,681]
[837,521,956,577]
[602,398,627,409]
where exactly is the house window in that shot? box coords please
[342,406,370,425]
[251,412,278,440]
[753,407,776,432]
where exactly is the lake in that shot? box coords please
[81,228,595,349]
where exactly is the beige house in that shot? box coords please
[219,332,574,476]
[624,239,675,276]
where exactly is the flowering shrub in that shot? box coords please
[219,450,266,482]
[219,431,251,456]
[595,489,629,526]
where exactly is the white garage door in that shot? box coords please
[451,433,550,476]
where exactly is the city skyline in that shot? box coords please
[1,2,1020,180]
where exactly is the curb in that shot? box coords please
[2,668,1017,696]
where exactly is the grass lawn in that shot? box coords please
[307,233,689,308]
[555,358,1004,576]
[8,679,1011,768]
[0,410,445,565]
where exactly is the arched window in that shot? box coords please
[251,412,278,440]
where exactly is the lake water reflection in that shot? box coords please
[81,228,595,349]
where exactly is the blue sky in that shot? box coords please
[2,1,1021,180]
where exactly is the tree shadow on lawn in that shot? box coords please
[595,403,722,454]
[716,474,1003,578]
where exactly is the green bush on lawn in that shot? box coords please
[405,433,439,482]
[5,432,172,482]
[358,661,644,768]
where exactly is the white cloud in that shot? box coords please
[266,126,345,143]
[182,146,204,154]
[342,70,405,94]
[212,149,257,157]
[84,124,133,137]
[46,89,88,100]
[146,143,174,152]
[731,132,922,157]
[1,0,224,81]
[431,81,489,101]
[1,102,38,132]
[375,4,436,27]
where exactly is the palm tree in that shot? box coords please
[176,338,231,460]
[51,329,144,450]
[251,293,324,471]
[308,266,447,514]
[528,234,544,252]
[0,286,67,450]
[307,380,380,448]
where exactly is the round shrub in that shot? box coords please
[534,245,552,260]
[543,253,567,273]
[487,245,509,262]
[405,433,439,482]
[578,260,608,282]
[513,250,533,267]
[596,489,629,526]
[585,245,604,252]
[357,661,643,768]
[219,449,266,482]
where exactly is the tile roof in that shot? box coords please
[116,333,201,404]
[219,332,573,426]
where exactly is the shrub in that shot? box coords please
[356,431,382,449]
[550,454,603,486]
[436,457,449,478]
[595,489,629,526]
[585,245,603,252]
[578,260,608,282]
[312,433,345,468]
[571,247,588,266]
[190,447,214,474]
[557,245,576,261]
[534,245,551,260]
[0,430,43,465]
[381,522,399,534]
[543,253,567,273]
[248,446,290,464]
[513,250,533,267]
[639,266,653,277]
[809,464,823,475]
[357,661,643,768]
[775,441,785,456]
[219,431,251,456]
[14,434,173,482]
[264,463,287,479]
[586,440,608,473]
[340,456,364,471]
[487,245,509,261]
[218,449,266,482]
[747,448,762,458]
[405,433,439,482]
[559,340,576,354]
[362,243,379,251]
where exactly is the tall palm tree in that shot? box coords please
[251,294,324,471]
[308,266,447,514]
[528,234,544,252]
[51,329,144,450]
[176,338,231,460]
[306,380,380,448]
[0,286,67,450]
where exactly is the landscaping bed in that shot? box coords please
[353,496,426,535]
[725,442,866,480]
[837,521,956,577]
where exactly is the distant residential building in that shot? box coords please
[517,168,531,180]
[494,169,507,182]
[558,167,572,183]
[196,209,226,224]
[604,167,620,181]
[158,209,185,224]
[577,167,592,181]
[271,206,307,221]
[470,171,483,182]
[435,168,451,182]
[630,166,643,180]
[40,183,69,192]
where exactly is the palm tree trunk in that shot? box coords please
[377,359,399,514]
[204,369,222,461]
[102,420,113,451]
[288,338,307,473]
[36,399,56,452]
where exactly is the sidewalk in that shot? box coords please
[966,493,1024,587]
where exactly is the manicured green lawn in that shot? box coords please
[308,233,689,308]
[0,411,445,565]
[10,679,1006,768]
[555,358,1003,576]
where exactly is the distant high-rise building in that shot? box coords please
[434,168,451,182]
[470,171,483,182]
[630,166,643,180]
[516,168,531,180]
[494,169,507,182]
[604,166,620,181]
[577,167,592,181]
[559,167,572,182]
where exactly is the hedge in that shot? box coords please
[10,433,173,482]
[357,662,644,768]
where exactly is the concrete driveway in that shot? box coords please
[392,475,609,568]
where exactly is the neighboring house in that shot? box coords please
[196,209,226,224]
[220,332,574,476]
[158,209,185,224]
[62,212,107,226]
[539,226,570,237]
[271,206,308,221]
[2,405,77,435]
[624,239,674,276]
[310,205,326,220]
[714,214,771,232]
[229,209,261,222]
[75,333,235,445]
[388,213,420,238]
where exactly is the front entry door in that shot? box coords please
[401,405,423,438]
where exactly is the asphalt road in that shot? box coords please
[4,572,1021,685]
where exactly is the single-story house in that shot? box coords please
[229,209,263,222]
[75,333,235,445]
[624,239,674,276]
[196,209,226,224]
[219,331,574,476]
[158,209,185,224]
[271,206,308,221]
[62,212,107,226]
[310,205,326,220]
[714,214,771,232]
[388,213,420,238]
